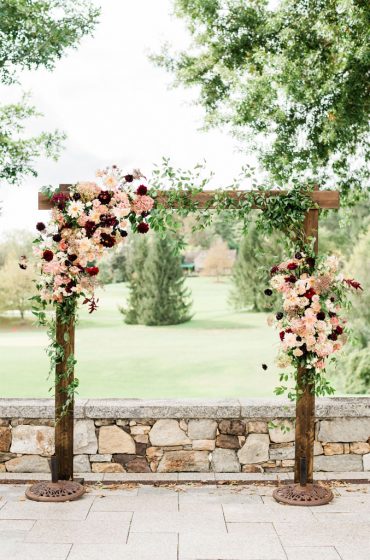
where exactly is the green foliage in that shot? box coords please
[342,347,370,394]
[149,158,315,253]
[98,244,129,285]
[154,0,370,201]
[230,224,283,312]
[0,0,100,84]
[0,94,66,184]
[345,225,370,346]
[0,250,35,318]
[123,232,192,326]
[121,235,149,325]
[0,0,99,184]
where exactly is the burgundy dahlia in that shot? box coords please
[51,192,70,210]
[270,265,279,275]
[100,214,118,227]
[136,184,148,196]
[86,266,99,276]
[316,311,326,320]
[52,233,62,242]
[124,174,134,182]
[84,221,97,237]
[335,326,344,335]
[287,262,298,270]
[137,222,149,234]
[285,275,297,283]
[36,222,46,231]
[100,233,116,247]
[306,256,316,269]
[43,250,54,262]
[279,331,285,341]
[98,190,112,204]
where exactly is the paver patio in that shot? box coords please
[0,482,369,559]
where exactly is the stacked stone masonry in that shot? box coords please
[0,398,369,474]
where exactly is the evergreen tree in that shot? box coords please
[121,236,149,325]
[229,225,283,312]
[123,233,192,326]
[140,233,192,326]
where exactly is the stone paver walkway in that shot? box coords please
[0,482,369,560]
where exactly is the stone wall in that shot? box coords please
[0,398,369,474]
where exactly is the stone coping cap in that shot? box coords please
[0,397,369,419]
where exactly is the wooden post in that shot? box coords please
[55,309,75,480]
[294,206,319,485]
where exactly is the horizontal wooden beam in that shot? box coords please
[38,184,339,210]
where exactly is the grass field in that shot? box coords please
[0,277,283,398]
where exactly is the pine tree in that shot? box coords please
[229,225,283,312]
[121,236,149,324]
[141,233,192,326]
[125,233,192,326]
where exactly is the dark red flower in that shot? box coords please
[305,288,316,299]
[136,184,148,195]
[316,311,326,320]
[51,192,70,210]
[69,254,78,262]
[344,278,363,291]
[124,174,134,182]
[335,326,344,335]
[52,233,62,242]
[86,266,99,276]
[270,265,279,275]
[100,233,116,247]
[84,221,97,237]
[100,214,118,227]
[98,190,112,204]
[43,250,54,262]
[328,333,338,341]
[287,262,298,270]
[119,229,128,237]
[306,256,316,269]
[285,275,297,283]
[36,222,45,231]
[279,331,285,341]
[137,222,149,234]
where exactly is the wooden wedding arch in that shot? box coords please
[33,185,339,505]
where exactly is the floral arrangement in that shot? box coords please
[266,252,362,397]
[33,166,154,312]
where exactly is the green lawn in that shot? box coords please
[0,277,282,398]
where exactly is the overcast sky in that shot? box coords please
[0,0,258,236]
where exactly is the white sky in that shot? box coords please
[0,0,255,236]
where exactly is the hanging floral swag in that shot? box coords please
[31,166,154,408]
[266,252,362,400]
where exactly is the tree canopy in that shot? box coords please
[154,0,370,201]
[0,0,100,184]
